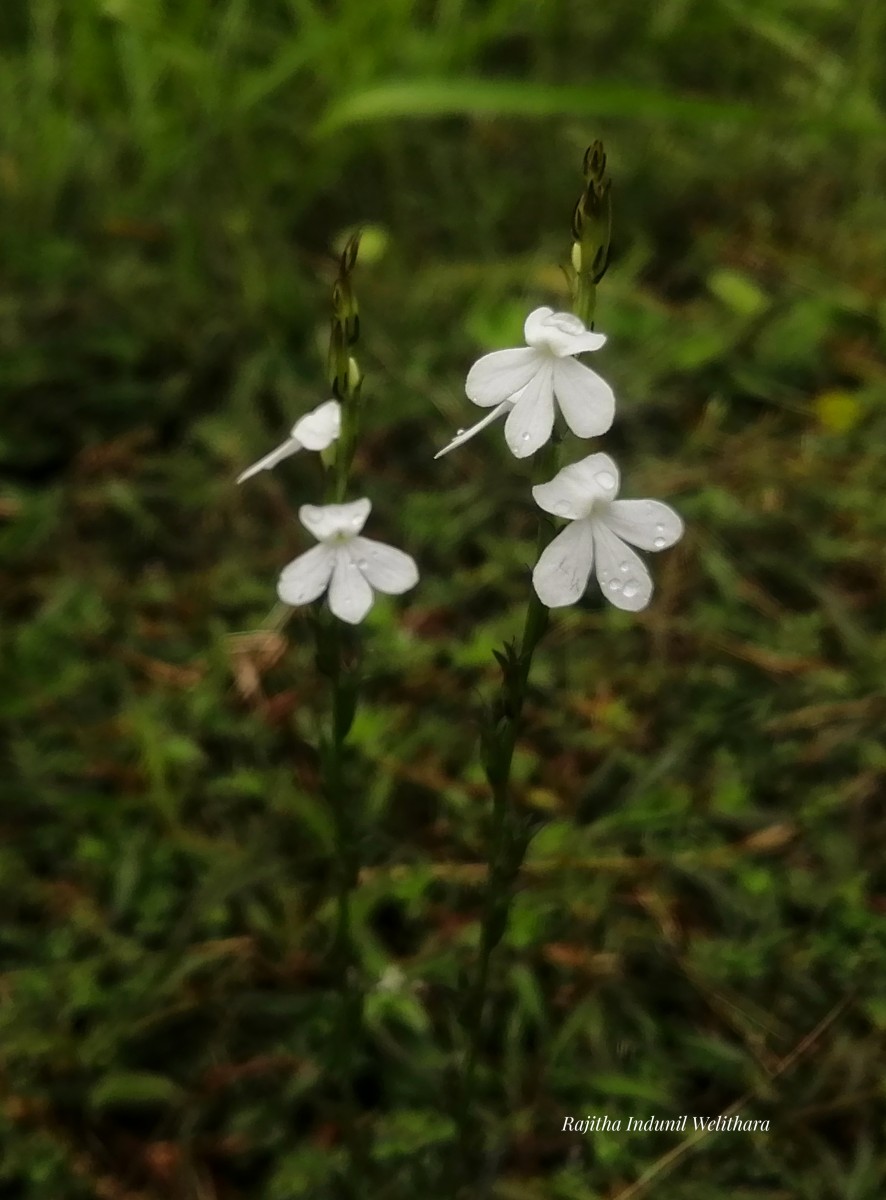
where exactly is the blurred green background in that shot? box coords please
[2,1,886,1197]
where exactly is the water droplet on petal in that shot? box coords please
[608,579,622,592]
[596,471,615,489]
[521,432,531,442]
[619,561,630,573]
[623,580,640,599]
[653,536,666,549]
[655,523,665,534]
[456,428,465,436]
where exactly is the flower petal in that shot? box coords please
[465,347,542,407]
[237,437,302,484]
[524,307,607,356]
[299,498,371,541]
[532,452,620,518]
[532,470,590,519]
[555,330,608,356]
[277,544,335,606]
[591,521,653,612]
[532,519,596,608]
[523,307,555,342]
[328,546,374,624]
[350,537,419,594]
[291,399,341,450]
[434,401,511,459]
[605,499,684,552]
[551,356,615,437]
[503,362,555,457]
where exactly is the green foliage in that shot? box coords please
[3,0,886,1197]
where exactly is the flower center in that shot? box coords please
[584,495,613,521]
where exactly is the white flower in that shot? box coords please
[277,498,419,625]
[435,307,615,461]
[531,453,683,612]
[237,399,341,484]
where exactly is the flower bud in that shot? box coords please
[347,356,362,393]
[571,140,612,327]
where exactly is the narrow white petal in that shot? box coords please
[236,437,302,484]
[503,363,555,458]
[592,521,653,612]
[434,401,511,459]
[277,544,336,606]
[532,520,596,608]
[605,499,684,552]
[350,537,419,594]
[551,356,615,437]
[327,546,374,624]
[291,399,341,450]
[299,498,371,541]
[465,347,542,407]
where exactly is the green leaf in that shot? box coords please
[90,1071,184,1112]
[591,1073,672,1105]
[708,268,769,317]
[315,79,759,136]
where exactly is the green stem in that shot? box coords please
[574,273,597,330]
[455,141,610,1191]
[455,444,558,1184]
[319,613,370,1198]
[318,234,369,1196]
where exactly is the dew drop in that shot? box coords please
[619,561,630,573]
[456,428,466,436]
[596,471,615,489]
[608,579,623,592]
[521,432,531,442]
[623,580,640,599]
[654,536,666,549]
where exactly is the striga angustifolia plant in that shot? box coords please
[435,142,684,1184]
[235,149,682,1193]
[236,234,418,1196]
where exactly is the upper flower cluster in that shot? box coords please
[437,307,683,612]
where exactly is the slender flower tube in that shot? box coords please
[277,498,419,625]
[236,399,341,484]
[435,306,615,460]
[532,452,683,611]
